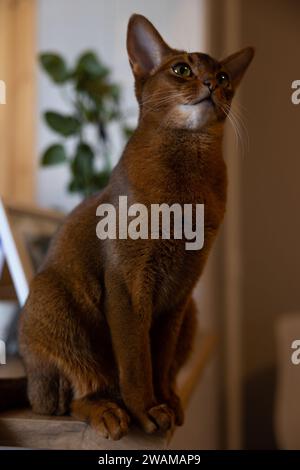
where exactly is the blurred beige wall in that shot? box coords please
[206,0,300,449]
[239,0,300,448]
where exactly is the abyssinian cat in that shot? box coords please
[17,15,254,440]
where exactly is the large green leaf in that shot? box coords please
[75,77,111,104]
[68,177,85,193]
[39,53,69,83]
[93,169,110,189]
[71,142,94,180]
[41,144,67,166]
[73,51,120,106]
[44,111,81,136]
[74,51,109,78]
[68,163,110,195]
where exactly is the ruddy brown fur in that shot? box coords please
[17,14,254,439]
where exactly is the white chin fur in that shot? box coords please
[175,102,214,130]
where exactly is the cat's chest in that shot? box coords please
[148,235,212,314]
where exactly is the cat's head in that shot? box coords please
[127,14,254,131]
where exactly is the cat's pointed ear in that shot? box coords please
[221,47,255,87]
[127,14,172,77]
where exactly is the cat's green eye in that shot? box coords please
[216,71,230,87]
[172,63,192,78]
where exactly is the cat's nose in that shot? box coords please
[203,79,216,92]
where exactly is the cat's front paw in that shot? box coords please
[137,403,175,434]
[91,401,130,440]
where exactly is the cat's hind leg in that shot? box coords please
[25,354,71,416]
[25,352,130,440]
[19,270,130,439]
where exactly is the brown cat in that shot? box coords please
[16,14,254,440]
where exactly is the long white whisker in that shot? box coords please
[220,104,241,153]
[226,103,249,155]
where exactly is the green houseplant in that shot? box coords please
[39,50,133,197]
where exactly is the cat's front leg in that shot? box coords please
[105,274,175,434]
[152,298,197,426]
[151,308,185,425]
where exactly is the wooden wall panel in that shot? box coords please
[0,0,36,204]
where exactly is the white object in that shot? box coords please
[0,301,18,342]
[0,238,5,275]
[275,313,300,449]
[0,198,29,305]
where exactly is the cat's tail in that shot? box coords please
[0,377,28,411]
